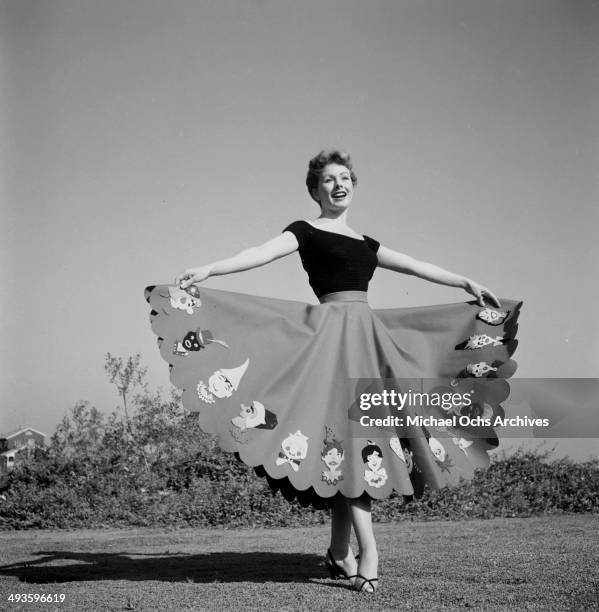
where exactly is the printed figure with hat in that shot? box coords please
[196,359,249,404]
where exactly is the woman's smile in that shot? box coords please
[314,163,354,209]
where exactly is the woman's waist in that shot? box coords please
[318,291,369,304]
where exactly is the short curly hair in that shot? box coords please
[361,442,383,463]
[306,149,358,203]
[321,438,344,458]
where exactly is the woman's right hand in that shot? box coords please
[175,265,211,289]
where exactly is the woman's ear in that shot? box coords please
[310,188,320,204]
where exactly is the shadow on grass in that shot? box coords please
[0,551,340,585]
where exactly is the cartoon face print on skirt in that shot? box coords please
[422,427,455,473]
[196,359,249,404]
[362,441,388,488]
[466,361,499,378]
[231,401,278,431]
[320,427,344,485]
[451,436,473,455]
[173,328,230,356]
[167,286,202,314]
[476,307,510,326]
[275,430,309,472]
[429,437,447,462]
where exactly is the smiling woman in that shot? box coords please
[305,149,358,210]
[146,148,522,593]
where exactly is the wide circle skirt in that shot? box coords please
[145,285,522,508]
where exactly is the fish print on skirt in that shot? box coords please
[477,307,510,326]
[465,334,505,349]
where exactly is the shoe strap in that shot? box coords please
[326,549,347,577]
[355,574,378,592]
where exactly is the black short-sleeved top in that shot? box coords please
[283,220,380,298]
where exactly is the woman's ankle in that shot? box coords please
[328,545,353,561]
[357,544,378,561]
[356,547,378,578]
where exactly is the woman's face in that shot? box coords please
[313,163,354,210]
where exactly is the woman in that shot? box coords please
[146,149,521,593]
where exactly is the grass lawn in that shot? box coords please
[0,514,597,611]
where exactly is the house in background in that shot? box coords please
[0,427,46,473]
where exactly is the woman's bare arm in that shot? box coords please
[176,231,298,288]
[376,245,501,307]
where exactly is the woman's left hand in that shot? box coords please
[463,280,501,307]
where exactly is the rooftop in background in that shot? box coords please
[0,427,47,440]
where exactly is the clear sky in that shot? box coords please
[1,0,597,459]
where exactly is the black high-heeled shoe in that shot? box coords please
[353,574,379,593]
[324,549,357,581]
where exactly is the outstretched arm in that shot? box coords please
[377,245,501,307]
[176,231,298,288]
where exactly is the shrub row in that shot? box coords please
[1,445,597,530]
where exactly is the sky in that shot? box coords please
[1,0,598,460]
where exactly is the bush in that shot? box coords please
[374,447,599,522]
[1,441,597,530]
[2,356,596,530]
